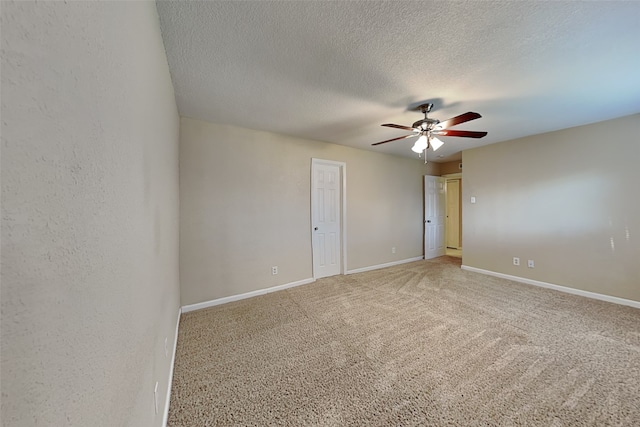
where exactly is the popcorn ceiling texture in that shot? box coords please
[169,257,640,426]
[1,2,179,426]
[155,1,640,160]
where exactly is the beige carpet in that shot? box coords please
[168,257,640,426]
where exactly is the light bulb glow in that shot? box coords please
[430,136,444,151]
[411,134,428,153]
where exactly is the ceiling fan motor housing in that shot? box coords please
[412,103,439,130]
[412,117,440,130]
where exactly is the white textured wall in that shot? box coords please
[1,2,180,426]
[462,114,640,302]
[179,118,437,305]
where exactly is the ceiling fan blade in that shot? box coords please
[382,123,415,131]
[371,134,418,146]
[435,112,481,130]
[432,129,487,138]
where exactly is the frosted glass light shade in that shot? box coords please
[430,136,444,151]
[411,135,428,153]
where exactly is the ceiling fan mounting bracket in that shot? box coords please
[415,103,434,114]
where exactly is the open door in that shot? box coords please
[424,175,446,259]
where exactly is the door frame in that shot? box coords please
[311,158,347,278]
[445,178,461,249]
[442,172,463,252]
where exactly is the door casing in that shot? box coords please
[446,179,462,249]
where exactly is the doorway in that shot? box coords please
[311,159,346,279]
[444,174,462,258]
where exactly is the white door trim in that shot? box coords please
[311,158,347,278]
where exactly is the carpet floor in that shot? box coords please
[168,257,640,426]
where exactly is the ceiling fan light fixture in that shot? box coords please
[411,134,428,153]
[372,104,486,161]
[430,136,444,151]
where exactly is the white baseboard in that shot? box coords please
[162,307,181,427]
[346,256,424,275]
[181,278,316,313]
[461,265,640,309]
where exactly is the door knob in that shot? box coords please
[427,220,431,223]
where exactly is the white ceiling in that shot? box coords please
[156,1,640,162]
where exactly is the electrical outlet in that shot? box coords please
[528,260,535,268]
[513,257,520,266]
[272,266,278,275]
[391,247,396,254]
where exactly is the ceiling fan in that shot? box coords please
[372,103,487,161]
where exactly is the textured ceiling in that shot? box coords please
[156,1,640,162]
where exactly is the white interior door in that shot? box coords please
[312,160,343,278]
[424,175,446,259]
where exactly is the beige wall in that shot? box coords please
[179,118,437,305]
[440,160,463,176]
[1,2,180,426]
[462,114,640,302]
